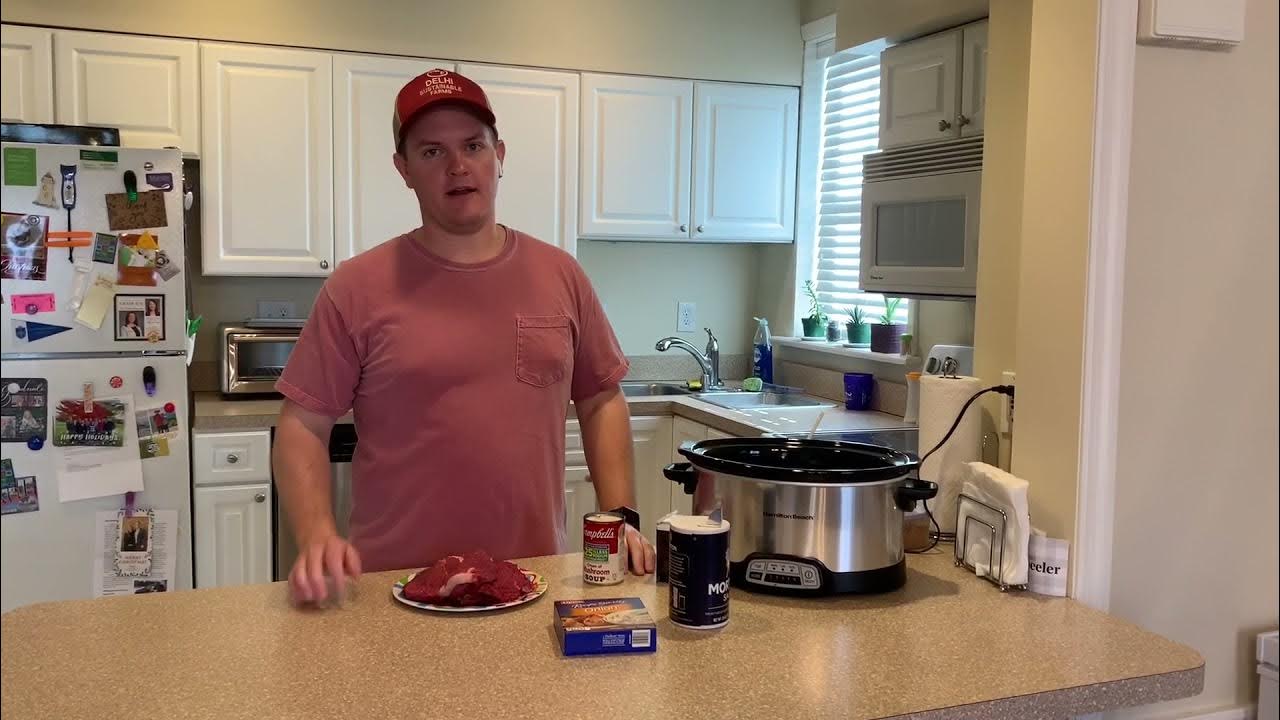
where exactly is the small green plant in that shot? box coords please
[803,280,827,322]
[880,297,903,325]
[845,306,865,327]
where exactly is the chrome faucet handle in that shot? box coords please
[703,328,722,387]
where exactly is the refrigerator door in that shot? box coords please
[1,143,187,355]
[1,354,192,612]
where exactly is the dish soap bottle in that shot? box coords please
[752,317,773,384]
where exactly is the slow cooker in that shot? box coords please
[664,437,936,596]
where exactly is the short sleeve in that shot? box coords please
[570,270,629,402]
[275,286,361,417]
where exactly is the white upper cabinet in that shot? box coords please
[201,43,334,276]
[959,22,989,137]
[1,25,53,123]
[334,54,452,265]
[53,31,199,152]
[459,64,579,255]
[692,82,798,242]
[580,73,693,240]
[879,20,988,149]
[879,30,962,148]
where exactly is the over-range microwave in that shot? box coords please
[860,136,982,299]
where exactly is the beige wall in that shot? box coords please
[1108,0,1280,714]
[1,0,805,85]
[1003,1,1098,544]
[577,241,759,357]
[972,0,1032,468]
[836,0,987,50]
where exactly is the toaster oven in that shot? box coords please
[220,323,302,394]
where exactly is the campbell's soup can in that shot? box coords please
[667,513,731,630]
[583,512,627,585]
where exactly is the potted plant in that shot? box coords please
[800,281,827,338]
[870,297,907,353]
[844,306,870,347]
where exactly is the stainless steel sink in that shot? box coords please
[620,382,693,397]
[696,391,835,410]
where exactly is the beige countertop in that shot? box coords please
[192,390,913,438]
[0,551,1202,719]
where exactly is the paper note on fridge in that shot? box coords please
[74,276,115,330]
[57,394,144,502]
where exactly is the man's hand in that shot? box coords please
[289,533,362,606]
[625,524,656,576]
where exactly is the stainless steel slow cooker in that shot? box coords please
[664,438,935,596]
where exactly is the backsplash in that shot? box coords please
[778,361,907,417]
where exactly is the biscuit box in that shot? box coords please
[553,598,657,656]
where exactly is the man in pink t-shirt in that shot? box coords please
[273,70,653,606]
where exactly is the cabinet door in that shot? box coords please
[630,417,674,541]
[194,483,272,588]
[334,55,452,264]
[1,25,53,123]
[54,31,198,151]
[692,82,798,242]
[670,418,708,516]
[959,21,988,137]
[201,43,333,276]
[879,30,961,148]
[459,64,579,255]
[563,466,596,553]
[580,74,692,239]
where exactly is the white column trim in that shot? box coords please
[1072,0,1139,612]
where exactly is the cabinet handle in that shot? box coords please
[679,224,688,233]
[938,119,953,132]
[696,225,704,233]
[254,493,266,503]
[958,114,971,127]
[226,453,239,465]
[320,260,330,270]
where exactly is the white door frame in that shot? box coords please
[1072,0,1139,612]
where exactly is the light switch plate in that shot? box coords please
[677,302,696,332]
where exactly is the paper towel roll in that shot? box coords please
[919,374,983,533]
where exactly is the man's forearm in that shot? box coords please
[577,386,636,513]
[272,403,338,545]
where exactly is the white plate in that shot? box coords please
[842,343,871,349]
[800,337,828,342]
[392,570,547,613]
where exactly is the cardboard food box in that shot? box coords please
[553,598,657,656]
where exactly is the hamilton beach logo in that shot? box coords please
[763,511,815,521]
[419,68,460,96]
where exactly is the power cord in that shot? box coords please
[905,384,1015,554]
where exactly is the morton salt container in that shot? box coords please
[666,511,730,629]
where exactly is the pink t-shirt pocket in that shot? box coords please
[516,314,573,387]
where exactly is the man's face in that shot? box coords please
[393,106,505,236]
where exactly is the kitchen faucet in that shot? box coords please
[655,328,722,389]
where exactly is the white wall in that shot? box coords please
[1108,0,1280,714]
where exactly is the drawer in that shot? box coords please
[193,430,272,486]
[565,419,583,450]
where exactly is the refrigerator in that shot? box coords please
[1,140,192,612]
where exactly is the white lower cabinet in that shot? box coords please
[193,482,273,588]
[563,416,673,549]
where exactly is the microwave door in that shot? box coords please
[223,333,296,393]
[861,170,982,297]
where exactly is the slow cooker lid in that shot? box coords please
[680,438,918,484]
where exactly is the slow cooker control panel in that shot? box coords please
[745,558,822,590]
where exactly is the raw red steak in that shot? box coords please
[403,551,534,606]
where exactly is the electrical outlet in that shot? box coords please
[1000,370,1016,433]
[256,300,296,319]
[676,302,696,332]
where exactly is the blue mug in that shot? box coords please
[843,372,874,411]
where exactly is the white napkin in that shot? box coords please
[956,462,1030,586]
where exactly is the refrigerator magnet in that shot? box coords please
[104,189,166,231]
[0,212,50,281]
[52,396,125,448]
[1,459,40,515]
[34,171,59,208]
[1,378,49,444]
[12,319,73,343]
[9,293,55,315]
[92,233,118,264]
[114,509,154,577]
[114,294,164,342]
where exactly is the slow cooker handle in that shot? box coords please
[663,463,700,496]
[895,479,938,512]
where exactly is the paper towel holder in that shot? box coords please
[954,493,1028,593]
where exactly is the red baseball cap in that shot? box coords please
[392,69,496,150]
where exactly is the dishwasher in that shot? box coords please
[274,424,357,581]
